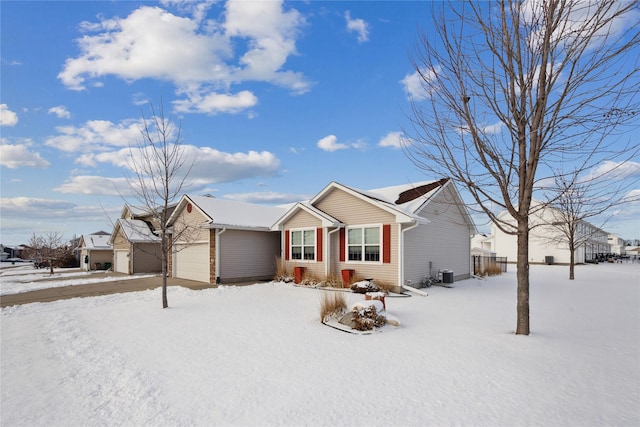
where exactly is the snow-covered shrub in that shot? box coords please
[299,275,321,287]
[320,291,347,322]
[351,302,386,331]
[350,280,380,294]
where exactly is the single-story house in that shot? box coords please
[109,205,163,274]
[271,179,476,290]
[489,200,610,264]
[167,195,287,284]
[77,231,113,271]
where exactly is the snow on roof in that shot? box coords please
[117,219,160,243]
[81,234,112,250]
[187,195,287,230]
[353,179,449,216]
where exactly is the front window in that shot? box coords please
[347,226,380,262]
[291,229,315,260]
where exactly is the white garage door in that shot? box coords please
[114,250,129,274]
[175,243,210,283]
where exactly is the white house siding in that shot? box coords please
[316,187,399,285]
[403,187,472,284]
[281,209,326,279]
[219,229,280,283]
[491,207,608,265]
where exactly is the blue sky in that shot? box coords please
[1,0,638,246]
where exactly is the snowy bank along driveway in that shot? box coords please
[1,263,639,426]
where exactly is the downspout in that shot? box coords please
[215,227,227,284]
[326,226,342,278]
[400,221,429,296]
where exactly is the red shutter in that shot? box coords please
[284,230,290,260]
[316,228,323,262]
[339,228,346,262]
[383,224,391,264]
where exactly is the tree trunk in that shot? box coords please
[569,244,575,280]
[161,234,168,309]
[516,219,530,335]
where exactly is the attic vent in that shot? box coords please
[395,178,449,204]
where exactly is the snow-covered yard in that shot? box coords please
[1,263,638,426]
[0,263,155,296]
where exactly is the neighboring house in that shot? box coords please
[607,234,625,255]
[271,179,476,290]
[167,195,287,284]
[491,200,610,264]
[77,232,113,271]
[109,205,163,274]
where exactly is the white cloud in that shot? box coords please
[75,144,282,189]
[586,160,640,181]
[173,90,258,115]
[53,176,131,196]
[58,1,310,113]
[401,66,440,101]
[378,131,404,149]
[48,105,71,119]
[223,191,311,204]
[0,104,18,126]
[345,11,369,43]
[0,140,51,169]
[188,146,281,183]
[45,119,145,153]
[0,197,77,215]
[317,135,349,152]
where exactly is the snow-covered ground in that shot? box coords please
[1,263,638,426]
[0,263,155,295]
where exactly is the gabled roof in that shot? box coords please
[169,194,287,231]
[111,219,160,243]
[310,180,453,224]
[271,201,342,230]
[273,179,476,232]
[79,233,112,250]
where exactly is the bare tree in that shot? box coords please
[27,231,64,274]
[126,101,195,309]
[404,0,639,334]
[543,170,639,280]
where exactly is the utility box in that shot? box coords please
[545,256,554,265]
[442,270,454,284]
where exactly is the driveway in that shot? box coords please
[0,274,215,308]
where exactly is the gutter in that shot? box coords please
[399,221,429,297]
[215,227,227,284]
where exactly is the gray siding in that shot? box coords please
[219,230,280,283]
[132,243,162,273]
[403,186,472,284]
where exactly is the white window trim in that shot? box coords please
[345,224,383,264]
[290,228,316,262]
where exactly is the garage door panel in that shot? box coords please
[175,243,209,283]
[114,250,129,274]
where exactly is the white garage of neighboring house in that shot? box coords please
[168,194,287,284]
[109,218,162,275]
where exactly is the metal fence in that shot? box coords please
[473,256,508,276]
